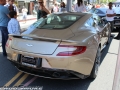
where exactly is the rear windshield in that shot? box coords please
[32,14,82,29]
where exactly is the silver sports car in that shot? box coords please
[6,12,111,79]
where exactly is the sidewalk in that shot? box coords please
[17,14,37,22]
[18,15,37,31]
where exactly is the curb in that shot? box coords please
[112,41,120,90]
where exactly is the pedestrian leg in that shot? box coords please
[109,21,114,37]
[0,30,1,46]
[0,27,8,56]
[110,21,114,32]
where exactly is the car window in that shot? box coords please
[46,16,61,24]
[33,14,82,29]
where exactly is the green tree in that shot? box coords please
[100,0,116,4]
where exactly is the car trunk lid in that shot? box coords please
[23,28,75,40]
[11,35,61,55]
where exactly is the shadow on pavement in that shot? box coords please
[100,35,115,63]
[28,76,93,90]
[0,52,19,86]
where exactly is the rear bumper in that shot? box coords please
[6,49,94,76]
[9,60,89,79]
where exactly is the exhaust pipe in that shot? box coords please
[52,72,60,78]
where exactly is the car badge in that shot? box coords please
[26,44,33,47]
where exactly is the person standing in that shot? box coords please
[37,0,50,20]
[53,3,58,13]
[4,0,19,14]
[22,6,28,23]
[0,0,10,56]
[74,0,86,13]
[106,2,116,32]
[8,11,21,35]
[59,2,66,12]
[0,29,1,47]
[87,4,92,10]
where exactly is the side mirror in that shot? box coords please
[93,22,96,27]
[98,19,105,27]
[93,18,97,27]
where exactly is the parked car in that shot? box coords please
[113,2,120,7]
[113,2,120,28]
[6,13,111,79]
[89,7,120,29]
[88,8,107,18]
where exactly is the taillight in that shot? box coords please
[57,45,86,56]
[6,37,13,47]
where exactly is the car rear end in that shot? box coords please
[6,34,97,79]
[6,13,98,79]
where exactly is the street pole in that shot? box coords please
[46,0,51,9]
[53,0,56,4]
[16,0,18,6]
[25,0,26,7]
[66,0,72,12]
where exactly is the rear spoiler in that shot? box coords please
[9,34,77,43]
[8,34,61,42]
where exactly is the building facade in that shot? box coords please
[16,0,92,15]
[16,0,56,14]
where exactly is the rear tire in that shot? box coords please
[90,47,101,79]
[107,27,111,44]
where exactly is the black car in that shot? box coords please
[113,6,120,28]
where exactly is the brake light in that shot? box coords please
[6,37,13,47]
[57,45,86,56]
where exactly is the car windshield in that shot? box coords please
[32,14,82,29]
